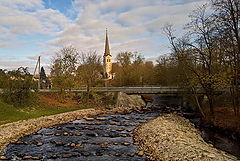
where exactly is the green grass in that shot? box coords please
[0,100,91,125]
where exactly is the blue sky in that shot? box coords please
[0,0,207,73]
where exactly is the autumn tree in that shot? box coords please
[2,67,36,107]
[50,46,79,90]
[76,51,102,99]
[211,0,240,115]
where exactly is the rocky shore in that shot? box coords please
[134,113,239,161]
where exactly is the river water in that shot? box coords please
[2,110,161,160]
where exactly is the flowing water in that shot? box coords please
[2,110,161,160]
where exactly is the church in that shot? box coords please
[103,29,113,80]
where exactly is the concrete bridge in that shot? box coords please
[39,86,220,95]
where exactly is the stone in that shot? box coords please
[50,154,59,159]
[86,133,98,137]
[56,127,62,130]
[103,133,110,137]
[63,153,79,158]
[36,142,44,146]
[110,122,118,125]
[122,142,131,146]
[100,142,109,148]
[31,156,42,160]
[82,152,91,156]
[22,155,32,159]
[63,132,69,136]
[137,151,144,156]
[96,152,103,156]
[115,153,122,157]
[127,153,135,157]
[75,144,84,148]
[120,134,127,137]
[55,133,61,136]
[96,117,107,120]
[74,133,82,136]
[43,133,52,136]
[69,143,76,147]
[84,117,94,121]
[55,142,65,146]
[117,128,124,131]
[0,155,9,160]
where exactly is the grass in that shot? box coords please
[0,100,91,126]
[0,91,117,126]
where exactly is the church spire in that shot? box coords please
[104,28,110,56]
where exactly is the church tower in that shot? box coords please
[103,29,112,80]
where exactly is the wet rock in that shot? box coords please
[86,133,98,137]
[56,127,63,130]
[74,132,82,136]
[82,152,91,156]
[22,155,32,159]
[120,134,128,137]
[31,156,42,160]
[96,117,107,121]
[99,142,109,148]
[50,154,59,159]
[36,142,44,146]
[84,117,94,121]
[63,132,69,136]
[137,151,144,156]
[110,122,118,125]
[15,141,28,145]
[96,152,103,156]
[63,153,80,158]
[103,133,110,137]
[0,155,9,160]
[122,142,131,146]
[117,128,124,132]
[54,141,65,146]
[115,153,122,157]
[55,133,61,136]
[127,153,135,157]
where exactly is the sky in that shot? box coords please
[0,0,207,74]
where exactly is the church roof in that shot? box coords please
[104,29,111,56]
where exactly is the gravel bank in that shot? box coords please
[134,114,239,161]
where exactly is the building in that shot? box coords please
[103,29,113,80]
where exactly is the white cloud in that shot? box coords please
[48,0,207,61]
[0,0,208,70]
[0,1,71,41]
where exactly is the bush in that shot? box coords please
[1,67,37,107]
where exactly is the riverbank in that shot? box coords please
[134,113,239,161]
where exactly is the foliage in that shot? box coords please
[1,67,37,107]
[50,45,79,90]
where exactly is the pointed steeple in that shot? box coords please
[104,28,110,56]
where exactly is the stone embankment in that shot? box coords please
[134,113,239,161]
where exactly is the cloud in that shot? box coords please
[0,0,208,71]
[0,1,70,42]
[47,0,207,61]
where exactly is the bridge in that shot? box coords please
[38,86,218,95]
